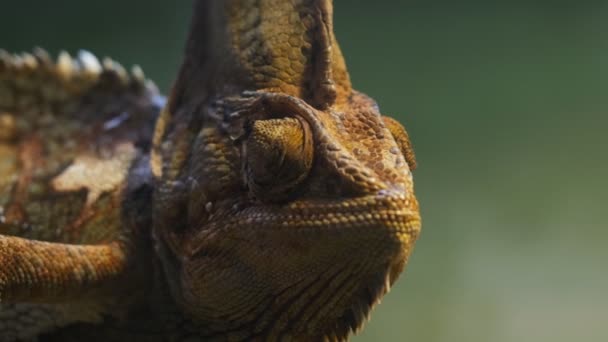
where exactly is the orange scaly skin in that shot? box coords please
[0,1,420,341]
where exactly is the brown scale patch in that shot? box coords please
[0,112,16,141]
[50,142,136,240]
[51,143,136,207]
[0,144,17,192]
[4,134,43,226]
[335,110,393,179]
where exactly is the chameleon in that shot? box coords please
[0,0,420,341]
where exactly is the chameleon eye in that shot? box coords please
[382,116,417,170]
[245,117,313,202]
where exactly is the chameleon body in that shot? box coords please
[0,1,420,341]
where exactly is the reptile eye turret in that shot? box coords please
[245,117,313,202]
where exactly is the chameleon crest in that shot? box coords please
[0,1,420,341]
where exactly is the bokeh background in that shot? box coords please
[1,1,606,341]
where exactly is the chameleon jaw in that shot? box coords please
[173,192,420,340]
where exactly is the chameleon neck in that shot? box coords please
[171,0,352,111]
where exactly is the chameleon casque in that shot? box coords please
[0,0,420,341]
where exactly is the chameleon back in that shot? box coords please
[0,50,160,244]
[0,50,162,340]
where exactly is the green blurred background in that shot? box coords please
[1,1,606,341]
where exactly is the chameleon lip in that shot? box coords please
[191,193,420,254]
[223,193,421,237]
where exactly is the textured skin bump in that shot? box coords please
[382,116,417,171]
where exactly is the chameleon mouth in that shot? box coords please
[208,191,422,268]
[237,191,420,239]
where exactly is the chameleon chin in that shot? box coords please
[0,0,420,341]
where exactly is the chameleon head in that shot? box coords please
[151,0,420,339]
[153,90,420,339]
